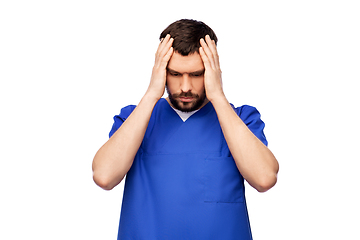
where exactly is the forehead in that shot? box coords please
[167,52,204,73]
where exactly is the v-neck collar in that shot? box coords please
[161,98,213,122]
[171,107,199,122]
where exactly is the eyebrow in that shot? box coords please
[166,67,205,75]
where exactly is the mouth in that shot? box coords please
[178,97,194,103]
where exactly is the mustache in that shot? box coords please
[172,91,199,98]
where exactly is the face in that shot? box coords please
[166,51,207,112]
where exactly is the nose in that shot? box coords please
[180,74,192,93]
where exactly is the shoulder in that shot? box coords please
[114,98,169,121]
[230,104,262,120]
[230,104,268,146]
[109,99,168,138]
[109,105,136,138]
[117,105,137,119]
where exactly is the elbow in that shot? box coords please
[256,176,277,193]
[256,159,279,192]
[92,171,118,191]
[254,172,278,193]
[92,156,123,191]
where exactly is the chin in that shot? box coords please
[177,103,197,112]
[173,98,205,112]
[166,85,206,112]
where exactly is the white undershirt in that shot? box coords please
[171,107,199,122]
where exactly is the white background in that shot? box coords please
[1,1,359,239]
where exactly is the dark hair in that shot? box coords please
[159,19,218,56]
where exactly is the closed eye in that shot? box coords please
[190,70,205,77]
[167,68,182,77]
[169,72,181,77]
[190,72,204,77]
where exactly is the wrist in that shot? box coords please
[208,92,230,110]
[142,90,162,104]
[207,90,226,104]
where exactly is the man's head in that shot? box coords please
[161,19,218,112]
[160,19,217,56]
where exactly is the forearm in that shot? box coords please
[199,35,278,192]
[92,35,174,190]
[211,95,279,192]
[92,93,159,190]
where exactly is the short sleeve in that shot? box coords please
[232,105,268,146]
[109,105,136,138]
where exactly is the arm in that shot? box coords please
[199,36,279,192]
[92,35,174,190]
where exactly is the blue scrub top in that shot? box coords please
[110,99,267,240]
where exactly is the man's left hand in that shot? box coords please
[199,35,224,102]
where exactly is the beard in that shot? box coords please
[166,85,206,112]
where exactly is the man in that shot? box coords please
[93,19,279,240]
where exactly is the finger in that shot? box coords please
[199,46,212,70]
[160,34,170,46]
[154,37,173,69]
[160,47,174,68]
[156,34,171,56]
[200,38,216,69]
[159,36,174,57]
[205,35,220,68]
[156,37,173,64]
[205,35,217,53]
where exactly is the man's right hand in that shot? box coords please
[146,34,174,100]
